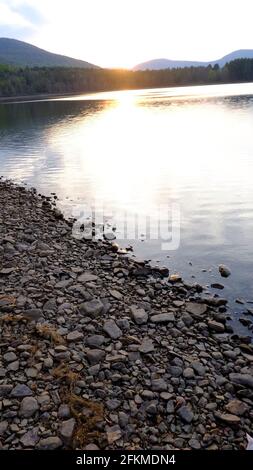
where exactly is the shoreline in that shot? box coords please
[0,179,252,450]
[1,80,253,104]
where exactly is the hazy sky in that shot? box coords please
[1,0,253,68]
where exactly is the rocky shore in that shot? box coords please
[0,179,252,450]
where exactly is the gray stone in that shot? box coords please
[183,368,195,379]
[225,399,248,416]
[11,384,33,398]
[186,302,207,316]
[78,272,98,283]
[130,305,148,324]
[229,373,253,389]
[84,444,100,450]
[216,413,240,425]
[38,436,63,450]
[59,418,76,446]
[43,299,57,311]
[106,399,121,410]
[219,264,231,278]
[208,320,225,332]
[150,313,175,323]
[151,378,167,392]
[58,404,71,419]
[107,425,122,444]
[166,400,175,414]
[109,289,123,300]
[3,351,17,363]
[0,385,13,397]
[80,299,103,317]
[181,312,194,326]
[169,366,183,377]
[189,438,201,449]
[67,330,84,342]
[20,428,39,447]
[191,361,206,376]
[139,338,154,354]
[103,319,122,339]
[0,421,8,436]
[19,397,39,417]
[86,335,105,348]
[177,405,194,423]
[23,308,43,321]
[86,349,105,365]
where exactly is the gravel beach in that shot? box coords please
[0,179,252,450]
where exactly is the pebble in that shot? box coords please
[130,306,148,324]
[19,397,39,418]
[150,313,175,323]
[10,384,33,398]
[103,319,122,339]
[177,405,194,423]
[66,331,84,342]
[80,299,104,317]
[59,418,76,446]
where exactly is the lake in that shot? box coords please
[1,82,253,335]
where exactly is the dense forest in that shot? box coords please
[0,59,253,98]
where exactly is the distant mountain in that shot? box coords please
[133,50,253,70]
[0,38,99,69]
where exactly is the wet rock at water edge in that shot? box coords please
[219,264,231,278]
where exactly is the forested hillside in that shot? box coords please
[0,59,252,98]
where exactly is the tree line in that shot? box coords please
[0,59,253,98]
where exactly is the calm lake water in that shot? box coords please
[1,83,253,335]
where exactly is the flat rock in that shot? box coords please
[151,378,167,392]
[106,425,122,444]
[80,299,103,317]
[191,361,206,376]
[177,405,194,423]
[225,399,248,416]
[10,384,33,398]
[139,338,154,354]
[59,418,76,446]
[38,436,62,450]
[19,397,39,417]
[208,320,225,332]
[229,373,253,389]
[23,308,43,321]
[66,330,84,342]
[20,428,39,447]
[109,289,123,300]
[103,319,122,339]
[86,349,105,365]
[216,412,240,425]
[186,302,207,316]
[130,305,148,324]
[78,272,98,283]
[86,335,105,348]
[150,313,175,323]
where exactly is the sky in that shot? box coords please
[1,0,253,68]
